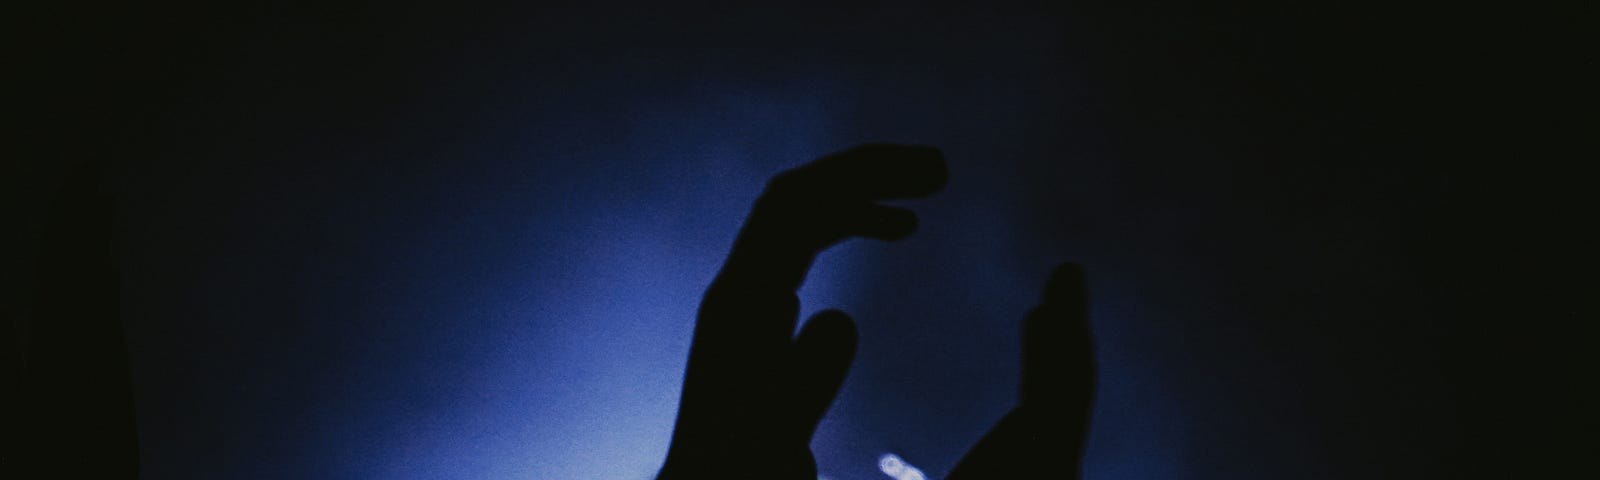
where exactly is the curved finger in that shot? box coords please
[701,145,947,341]
[785,310,859,440]
[717,144,944,286]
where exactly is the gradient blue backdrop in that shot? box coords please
[9,2,1476,479]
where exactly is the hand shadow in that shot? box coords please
[658,144,1094,479]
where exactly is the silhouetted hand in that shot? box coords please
[658,144,1095,479]
[945,262,1094,479]
[659,144,947,479]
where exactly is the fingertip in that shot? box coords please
[790,309,859,438]
[1050,262,1084,280]
[800,309,859,349]
[1043,262,1086,305]
[914,144,950,192]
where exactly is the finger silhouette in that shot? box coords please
[762,144,949,200]
[786,310,859,439]
[946,262,1094,480]
[661,144,946,479]
[716,143,947,296]
[1023,263,1093,410]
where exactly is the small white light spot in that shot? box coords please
[879,453,905,475]
[877,453,926,480]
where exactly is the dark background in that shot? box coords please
[6,1,1590,479]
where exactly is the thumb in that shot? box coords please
[787,309,859,440]
[1022,262,1093,408]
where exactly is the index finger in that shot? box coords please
[763,143,948,202]
[718,144,946,291]
[700,144,947,341]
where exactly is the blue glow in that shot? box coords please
[116,6,1195,480]
[412,83,851,479]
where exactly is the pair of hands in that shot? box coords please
[659,145,1095,479]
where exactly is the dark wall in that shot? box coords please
[8,1,1588,479]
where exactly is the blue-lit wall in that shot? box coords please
[15,2,1481,479]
